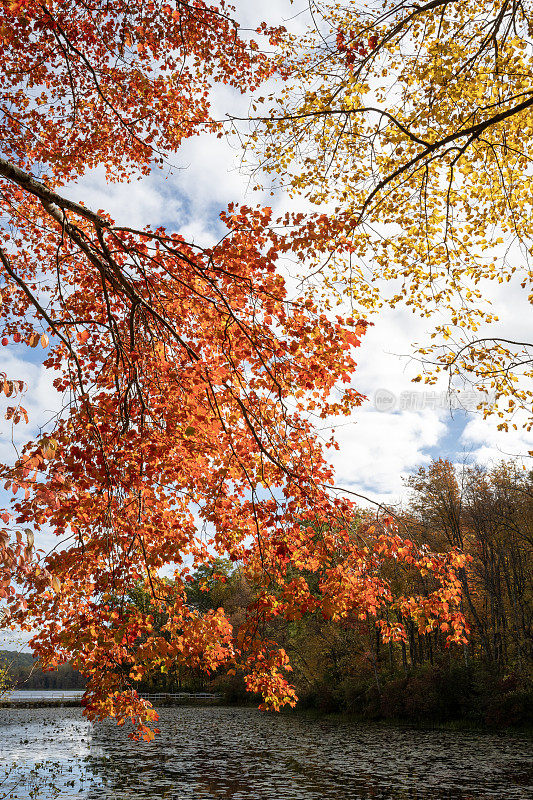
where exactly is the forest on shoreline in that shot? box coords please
[5,458,526,726]
[0,650,85,690]
[158,459,532,727]
[153,458,530,725]
[3,457,531,727]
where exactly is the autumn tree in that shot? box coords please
[463,462,533,667]
[406,458,532,669]
[250,0,533,431]
[0,653,12,699]
[0,0,469,738]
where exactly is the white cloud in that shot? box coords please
[326,407,447,504]
[0,354,62,465]
[0,629,32,651]
[461,413,533,467]
[63,166,183,231]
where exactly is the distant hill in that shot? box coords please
[0,650,34,669]
[0,650,86,690]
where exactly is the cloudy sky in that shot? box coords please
[1,0,532,648]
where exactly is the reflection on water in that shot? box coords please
[4,690,85,700]
[0,706,531,800]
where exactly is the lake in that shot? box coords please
[3,690,85,701]
[0,706,531,799]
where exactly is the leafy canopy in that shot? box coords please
[251,0,533,432]
[0,0,468,738]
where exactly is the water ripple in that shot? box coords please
[0,707,531,800]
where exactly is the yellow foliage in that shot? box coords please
[250,0,533,430]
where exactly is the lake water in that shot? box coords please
[4,690,85,700]
[0,706,531,800]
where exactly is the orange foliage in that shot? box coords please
[0,0,468,738]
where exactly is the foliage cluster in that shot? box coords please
[136,459,531,726]
[250,0,533,430]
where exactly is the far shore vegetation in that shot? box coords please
[4,458,531,729]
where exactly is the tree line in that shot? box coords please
[0,650,85,691]
[2,457,529,725]
[132,458,531,726]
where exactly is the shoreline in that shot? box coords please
[0,697,224,709]
[2,698,530,735]
[279,706,533,735]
